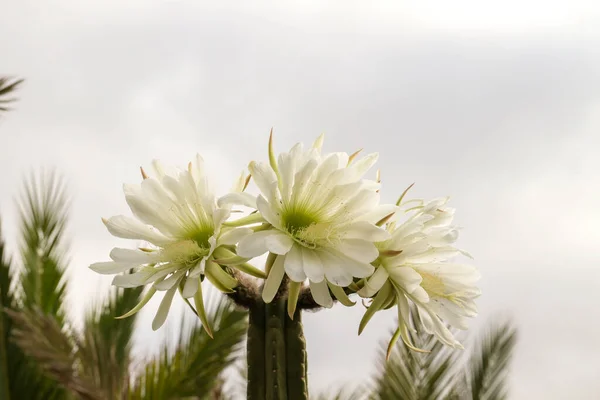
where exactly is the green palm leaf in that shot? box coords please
[0,220,14,399]
[0,77,24,113]
[78,285,143,399]
[7,307,100,400]
[17,170,69,323]
[371,319,462,400]
[129,292,248,399]
[464,320,517,400]
[312,386,366,400]
[2,201,68,400]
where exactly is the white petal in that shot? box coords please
[356,204,399,224]
[237,230,273,257]
[218,192,257,209]
[90,261,138,275]
[212,208,230,228]
[249,161,278,199]
[219,227,253,246]
[283,245,307,282]
[300,247,324,282]
[312,133,325,153]
[309,279,333,308]
[388,266,423,293]
[125,193,177,236]
[262,255,286,303]
[181,276,199,298]
[336,239,379,264]
[291,158,318,204]
[317,251,354,287]
[103,215,172,246]
[264,232,294,255]
[109,248,157,263]
[418,305,462,348]
[112,268,156,288]
[341,221,390,242]
[358,266,389,297]
[256,195,282,229]
[324,249,375,279]
[154,269,186,291]
[152,284,178,331]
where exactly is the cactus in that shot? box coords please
[247,297,308,400]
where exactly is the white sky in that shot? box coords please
[1,1,600,399]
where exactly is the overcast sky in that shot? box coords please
[1,1,600,399]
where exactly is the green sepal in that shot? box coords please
[358,281,392,335]
[327,282,355,307]
[287,281,301,319]
[115,286,157,319]
[205,260,238,293]
[193,282,213,338]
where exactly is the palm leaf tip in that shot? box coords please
[0,77,24,113]
[468,320,517,400]
[17,170,70,323]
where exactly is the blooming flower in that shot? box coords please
[223,133,393,315]
[89,155,261,333]
[358,194,480,352]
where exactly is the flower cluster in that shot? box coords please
[90,132,480,349]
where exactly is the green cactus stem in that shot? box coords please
[247,297,308,400]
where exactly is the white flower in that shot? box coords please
[224,133,392,310]
[90,155,246,332]
[359,196,480,350]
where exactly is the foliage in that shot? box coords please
[0,76,24,114]
[128,293,247,400]
[371,319,517,400]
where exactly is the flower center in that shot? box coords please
[160,240,208,267]
[190,229,213,249]
[283,210,317,235]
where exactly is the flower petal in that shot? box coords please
[341,221,390,242]
[103,215,172,246]
[388,266,423,293]
[109,248,157,263]
[317,251,355,287]
[90,261,138,275]
[218,192,257,209]
[300,247,324,282]
[237,230,273,258]
[219,227,253,246]
[181,276,200,298]
[336,239,379,264]
[283,245,307,282]
[265,232,294,255]
[358,266,389,298]
[154,269,187,291]
[249,161,278,199]
[262,255,286,303]
[309,279,333,308]
[152,284,179,331]
[256,195,282,229]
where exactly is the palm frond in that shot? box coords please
[7,307,100,400]
[371,320,462,400]
[1,217,68,400]
[17,170,69,323]
[465,320,517,400]
[311,385,366,400]
[130,290,248,399]
[78,285,143,399]
[0,77,24,113]
[0,220,13,399]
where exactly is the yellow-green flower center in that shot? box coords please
[283,210,317,235]
[190,229,213,249]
